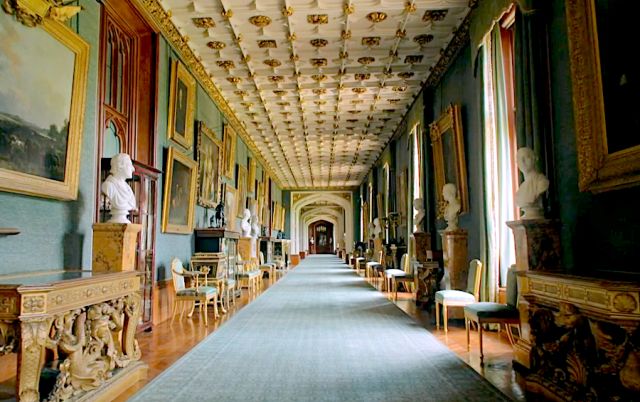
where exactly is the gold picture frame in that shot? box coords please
[162,147,198,234]
[247,157,256,197]
[256,181,264,224]
[196,121,222,208]
[566,0,640,192]
[235,164,247,218]
[430,104,468,217]
[224,186,237,231]
[167,59,196,149]
[222,124,237,179]
[0,16,89,200]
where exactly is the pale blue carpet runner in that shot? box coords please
[131,255,510,401]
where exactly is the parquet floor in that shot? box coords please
[0,260,527,401]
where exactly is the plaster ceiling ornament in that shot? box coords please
[216,60,235,70]
[307,14,328,24]
[249,15,271,28]
[207,41,225,50]
[423,9,448,22]
[161,0,470,189]
[192,17,215,29]
[414,34,434,46]
[264,59,282,68]
[310,38,328,48]
[258,40,277,48]
[366,11,387,23]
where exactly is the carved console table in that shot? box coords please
[0,270,146,401]
[520,271,640,401]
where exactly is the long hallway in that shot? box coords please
[130,255,509,401]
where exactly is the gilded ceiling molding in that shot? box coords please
[2,0,82,27]
[135,0,284,188]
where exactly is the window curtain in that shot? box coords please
[480,25,517,302]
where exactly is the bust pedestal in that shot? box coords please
[373,238,384,258]
[411,232,431,263]
[506,218,560,369]
[440,229,468,291]
[92,223,142,273]
[238,237,256,261]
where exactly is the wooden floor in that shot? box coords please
[0,261,527,401]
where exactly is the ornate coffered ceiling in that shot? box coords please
[159,0,471,189]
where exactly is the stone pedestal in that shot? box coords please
[412,232,431,262]
[373,238,383,258]
[92,223,142,273]
[506,219,561,369]
[238,237,256,261]
[440,229,468,291]
[300,251,306,259]
[290,254,300,266]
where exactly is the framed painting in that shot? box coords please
[224,186,237,231]
[256,181,264,224]
[167,59,196,149]
[235,164,247,218]
[196,121,222,208]
[362,201,369,240]
[566,0,640,192]
[162,147,197,234]
[0,14,89,200]
[222,124,236,178]
[398,168,408,219]
[430,104,468,217]
[247,157,256,197]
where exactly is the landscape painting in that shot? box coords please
[0,14,89,200]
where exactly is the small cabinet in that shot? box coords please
[194,228,240,295]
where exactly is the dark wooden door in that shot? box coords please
[310,221,334,254]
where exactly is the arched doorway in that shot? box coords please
[309,220,334,254]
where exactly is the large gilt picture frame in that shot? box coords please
[222,124,236,179]
[430,104,468,216]
[196,121,222,208]
[566,0,640,192]
[162,147,197,234]
[167,59,196,149]
[235,164,247,218]
[0,15,89,200]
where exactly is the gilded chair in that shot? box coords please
[365,250,384,281]
[237,255,261,295]
[465,265,520,364]
[435,259,483,333]
[259,251,276,279]
[391,254,418,302]
[171,257,219,326]
[190,253,235,312]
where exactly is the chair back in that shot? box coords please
[400,253,410,274]
[464,259,483,300]
[259,251,266,265]
[506,265,518,308]
[171,258,185,292]
[377,250,384,264]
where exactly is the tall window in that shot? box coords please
[481,8,517,298]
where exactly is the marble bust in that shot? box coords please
[250,202,260,239]
[413,198,425,233]
[515,147,549,219]
[101,153,136,223]
[241,208,251,237]
[442,183,461,231]
[373,218,382,239]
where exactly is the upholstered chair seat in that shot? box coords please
[176,286,217,297]
[435,259,483,333]
[435,290,476,303]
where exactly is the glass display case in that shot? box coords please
[194,228,240,296]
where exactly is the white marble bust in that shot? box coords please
[515,147,549,219]
[101,153,136,223]
[373,218,382,239]
[442,183,461,231]
[250,202,260,239]
[413,198,425,233]
[241,208,251,237]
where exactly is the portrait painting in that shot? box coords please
[236,164,247,218]
[224,186,237,231]
[168,60,195,149]
[257,181,264,224]
[430,104,468,217]
[162,147,197,234]
[222,124,237,178]
[247,157,256,198]
[0,14,88,200]
[196,121,222,208]
[566,0,640,191]
[398,168,408,219]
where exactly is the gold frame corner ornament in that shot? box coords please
[430,104,468,217]
[566,0,640,193]
[167,59,196,150]
[161,146,198,234]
